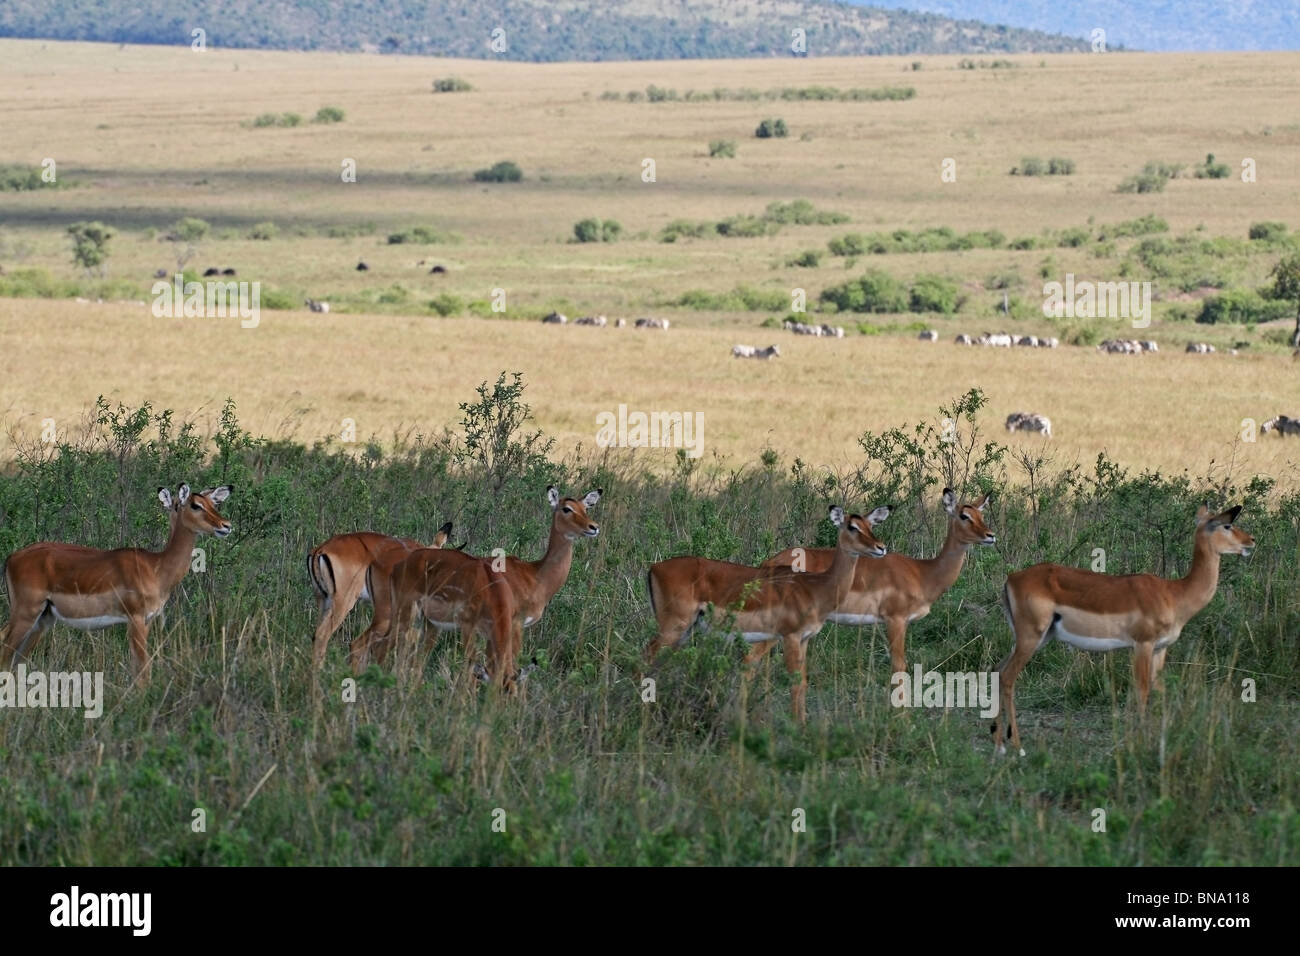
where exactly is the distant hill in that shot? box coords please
[868,1,1300,52]
[0,0,1090,60]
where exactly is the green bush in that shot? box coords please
[248,222,277,241]
[473,161,523,183]
[252,113,278,127]
[788,249,821,268]
[645,85,677,102]
[820,270,909,313]
[1249,221,1288,242]
[715,215,771,238]
[708,139,737,158]
[313,106,345,124]
[387,225,454,245]
[1008,236,1038,250]
[763,199,848,226]
[675,285,788,311]
[659,220,713,243]
[909,274,960,314]
[279,112,303,127]
[432,77,473,93]
[260,287,298,310]
[573,218,622,243]
[428,293,463,316]
[1196,289,1290,325]
[1194,153,1231,179]
[0,163,58,192]
[755,118,788,138]
[1017,157,1047,176]
[1048,157,1076,175]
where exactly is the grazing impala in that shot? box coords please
[307,521,453,668]
[354,487,602,686]
[644,505,890,722]
[762,489,995,681]
[1,484,233,685]
[992,504,1255,756]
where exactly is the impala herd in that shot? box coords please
[0,480,1256,754]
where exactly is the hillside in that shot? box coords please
[0,0,1089,59]
[874,1,1300,52]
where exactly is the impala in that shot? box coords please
[762,489,995,682]
[644,505,890,722]
[1,484,233,685]
[992,504,1255,756]
[307,521,454,668]
[353,486,602,686]
[360,545,517,688]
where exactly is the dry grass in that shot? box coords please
[2,40,1299,481]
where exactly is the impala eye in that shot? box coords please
[562,506,573,514]
[190,502,201,510]
[960,513,971,521]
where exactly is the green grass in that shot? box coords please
[0,392,1296,865]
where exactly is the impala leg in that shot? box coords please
[1151,647,1169,692]
[1133,642,1154,715]
[783,634,809,724]
[643,609,697,663]
[994,617,1047,757]
[126,613,151,687]
[885,616,909,702]
[314,573,365,670]
[2,601,51,668]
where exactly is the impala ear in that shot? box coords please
[1195,503,1211,527]
[942,487,957,515]
[205,485,231,504]
[976,492,990,513]
[583,489,602,508]
[829,505,846,527]
[177,483,191,505]
[1208,504,1243,529]
[547,486,560,509]
[157,487,173,510]
[867,505,891,526]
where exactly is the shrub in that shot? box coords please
[788,249,821,268]
[1249,221,1288,242]
[763,199,848,225]
[820,270,909,313]
[0,164,57,192]
[1196,289,1290,325]
[428,293,463,316]
[252,113,278,128]
[1048,157,1076,175]
[573,218,622,242]
[1057,227,1091,248]
[1008,236,1038,250]
[313,106,345,124]
[1194,153,1231,179]
[755,118,788,138]
[715,215,771,238]
[909,274,960,314]
[473,161,523,183]
[279,112,303,127]
[675,285,788,311]
[432,77,473,93]
[387,225,453,244]
[600,219,622,242]
[1118,172,1169,194]
[708,139,737,158]
[377,285,409,304]
[1100,214,1169,239]
[659,220,713,243]
[248,222,277,241]
[645,85,677,102]
[1018,157,1047,176]
[260,288,297,310]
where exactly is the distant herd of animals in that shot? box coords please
[0,480,1257,755]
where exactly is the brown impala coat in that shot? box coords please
[644,505,890,722]
[1,484,233,685]
[992,504,1256,756]
[762,489,995,678]
[307,523,452,667]
[355,487,601,687]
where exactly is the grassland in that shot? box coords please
[0,41,1298,867]
[1,40,1299,482]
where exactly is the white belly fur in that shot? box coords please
[1052,619,1134,652]
[828,613,879,626]
[50,608,128,631]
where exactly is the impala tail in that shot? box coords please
[307,550,336,601]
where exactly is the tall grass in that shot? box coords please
[1,388,1296,865]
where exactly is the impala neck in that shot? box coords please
[157,512,198,592]
[824,537,862,607]
[1176,533,1222,621]
[530,520,576,604]
[918,521,971,602]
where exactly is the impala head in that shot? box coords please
[548,486,601,539]
[944,488,996,547]
[158,483,233,537]
[1195,504,1254,557]
[829,504,890,558]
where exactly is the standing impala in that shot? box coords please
[353,486,602,686]
[307,521,454,668]
[1,484,233,685]
[992,504,1255,756]
[762,489,995,682]
[644,505,890,722]
[359,546,517,688]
